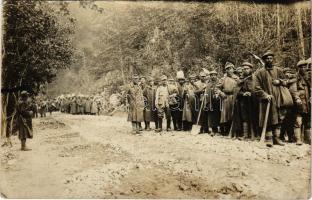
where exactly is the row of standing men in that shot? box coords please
[125,51,311,147]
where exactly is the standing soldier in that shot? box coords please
[70,96,77,115]
[168,78,179,131]
[17,91,33,151]
[85,96,92,115]
[254,50,287,147]
[76,96,83,115]
[234,62,256,140]
[194,71,209,134]
[218,62,239,135]
[90,96,98,115]
[176,71,185,131]
[155,75,171,132]
[294,59,311,145]
[280,67,297,142]
[182,76,196,131]
[126,74,145,134]
[142,76,155,131]
[207,70,221,135]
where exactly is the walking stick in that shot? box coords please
[191,94,206,135]
[260,101,271,143]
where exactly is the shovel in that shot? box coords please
[191,95,206,135]
[260,100,271,143]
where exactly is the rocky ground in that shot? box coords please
[0,112,311,199]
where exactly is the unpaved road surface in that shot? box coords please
[0,112,311,199]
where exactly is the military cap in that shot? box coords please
[296,60,307,68]
[199,71,206,77]
[225,62,235,69]
[262,50,274,59]
[140,75,146,79]
[161,75,167,81]
[168,78,174,81]
[283,67,292,73]
[132,74,139,79]
[209,70,217,75]
[189,74,196,79]
[242,62,253,68]
[306,57,311,65]
[20,91,29,97]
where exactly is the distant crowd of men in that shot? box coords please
[125,51,311,147]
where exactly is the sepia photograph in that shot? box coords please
[0,0,311,199]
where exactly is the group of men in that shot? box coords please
[126,50,311,147]
[57,94,102,115]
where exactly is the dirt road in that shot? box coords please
[0,112,310,199]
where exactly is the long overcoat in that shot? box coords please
[254,66,287,127]
[126,83,144,122]
[17,99,33,140]
[142,85,155,122]
[218,74,239,124]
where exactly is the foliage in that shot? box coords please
[2,0,75,94]
[49,1,310,96]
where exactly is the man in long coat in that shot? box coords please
[17,91,33,151]
[182,76,196,131]
[294,59,311,144]
[126,74,145,134]
[176,71,186,131]
[233,62,256,140]
[218,62,239,135]
[254,50,287,147]
[70,96,77,115]
[142,77,155,131]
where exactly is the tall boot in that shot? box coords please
[155,120,159,130]
[21,139,31,151]
[242,122,249,139]
[159,120,163,132]
[304,129,311,145]
[273,128,285,146]
[146,122,151,131]
[294,128,303,145]
[265,131,273,147]
[144,121,148,130]
[138,123,143,131]
[166,119,171,131]
[131,122,137,134]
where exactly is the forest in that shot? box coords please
[48,1,311,96]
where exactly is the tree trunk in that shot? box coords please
[296,8,305,59]
[260,8,264,38]
[276,4,281,52]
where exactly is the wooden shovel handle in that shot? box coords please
[260,101,271,143]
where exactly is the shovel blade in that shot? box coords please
[191,125,201,135]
